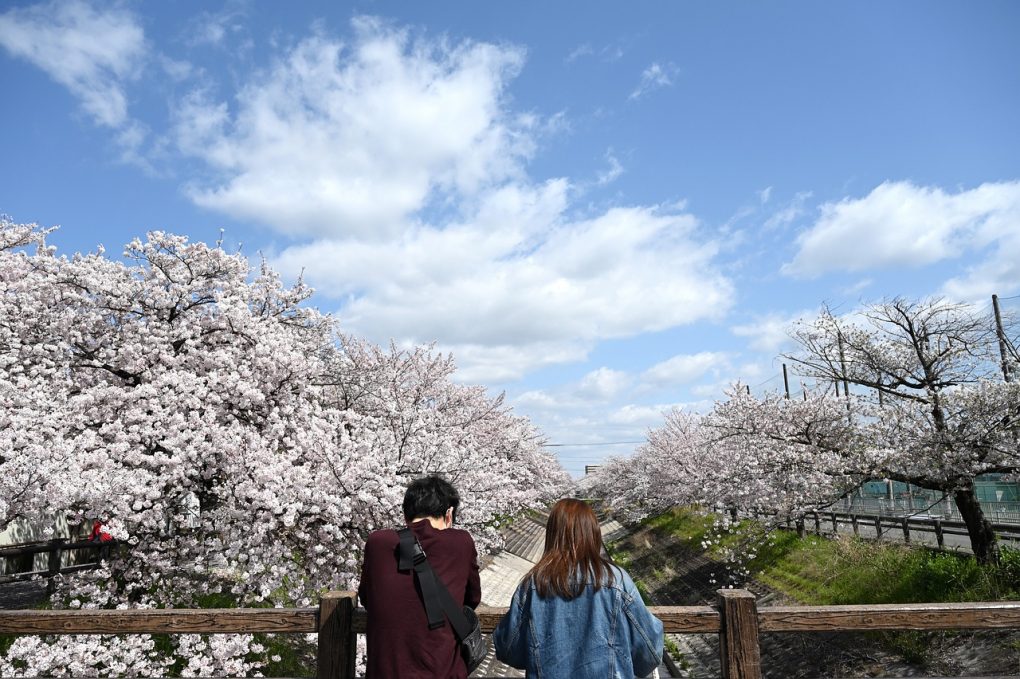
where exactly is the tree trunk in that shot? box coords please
[953,486,999,565]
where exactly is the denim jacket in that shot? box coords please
[493,565,664,678]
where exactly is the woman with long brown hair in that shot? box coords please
[493,498,663,677]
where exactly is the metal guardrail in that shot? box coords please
[833,496,1020,524]
[782,509,1020,550]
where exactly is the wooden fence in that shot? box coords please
[3,590,1020,678]
[0,538,115,584]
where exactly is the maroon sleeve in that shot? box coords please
[357,533,375,610]
[464,536,481,609]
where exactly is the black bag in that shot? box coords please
[397,528,488,674]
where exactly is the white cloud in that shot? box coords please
[447,340,590,384]
[576,367,631,400]
[566,41,625,65]
[0,0,146,128]
[185,3,248,48]
[0,0,152,165]
[169,18,733,383]
[173,19,530,239]
[515,389,570,411]
[758,186,773,205]
[783,180,1020,279]
[160,56,194,82]
[840,278,873,296]
[607,403,678,426]
[629,61,678,100]
[275,198,733,381]
[565,43,593,63]
[942,224,1020,300]
[731,310,814,354]
[689,359,777,400]
[763,191,812,231]
[597,149,624,186]
[641,352,729,387]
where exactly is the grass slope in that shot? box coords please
[632,507,1020,669]
[645,507,1020,605]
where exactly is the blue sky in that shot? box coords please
[2,1,1019,476]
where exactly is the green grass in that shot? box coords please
[644,506,718,543]
[0,634,13,658]
[636,507,1020,669]
[756,532,1020,605]
[645,507,1020,606]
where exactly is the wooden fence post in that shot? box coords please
[934,518,944,548]
[795,518,805,538]
[874,516,883,539]
[813,511,821,535]
[46,538,66,595]
[317,591,356,679]
[47,539,64,577]
[831,512,838,534]
[851,514,859,536]
[901,518,911,544]
[717,589,762,679]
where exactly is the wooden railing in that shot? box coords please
[3,591,1020,678]
[0,538,116,584]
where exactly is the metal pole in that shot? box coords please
[993,294,1012,382]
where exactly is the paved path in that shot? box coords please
[0,579,46,609]
[472,512,673,678]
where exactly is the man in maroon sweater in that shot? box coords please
[358,476,482,678]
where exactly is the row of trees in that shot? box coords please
[0,218,569,675]
[587,297,1020,566]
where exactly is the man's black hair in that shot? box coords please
[403,475,460,522]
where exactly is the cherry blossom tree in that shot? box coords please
[591,298,1020,566]
[787,299,1020,563]
[589,389,865,525]
[0,219,71,535]
[0,217,568,675]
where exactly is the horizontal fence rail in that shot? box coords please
[835,496,1020,524]
[777,509,1020,550]
[0,538,117,584]
[3,592,1020,678]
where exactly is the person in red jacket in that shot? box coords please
[88,520,113,543]
[358,476,481,679]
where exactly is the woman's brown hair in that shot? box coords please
[526,498,615,600]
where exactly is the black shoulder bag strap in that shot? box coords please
[397,527,473,639]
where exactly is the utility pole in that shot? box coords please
[993,294,1012,382]
[837,331,851,398]
[782,364,790,399]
